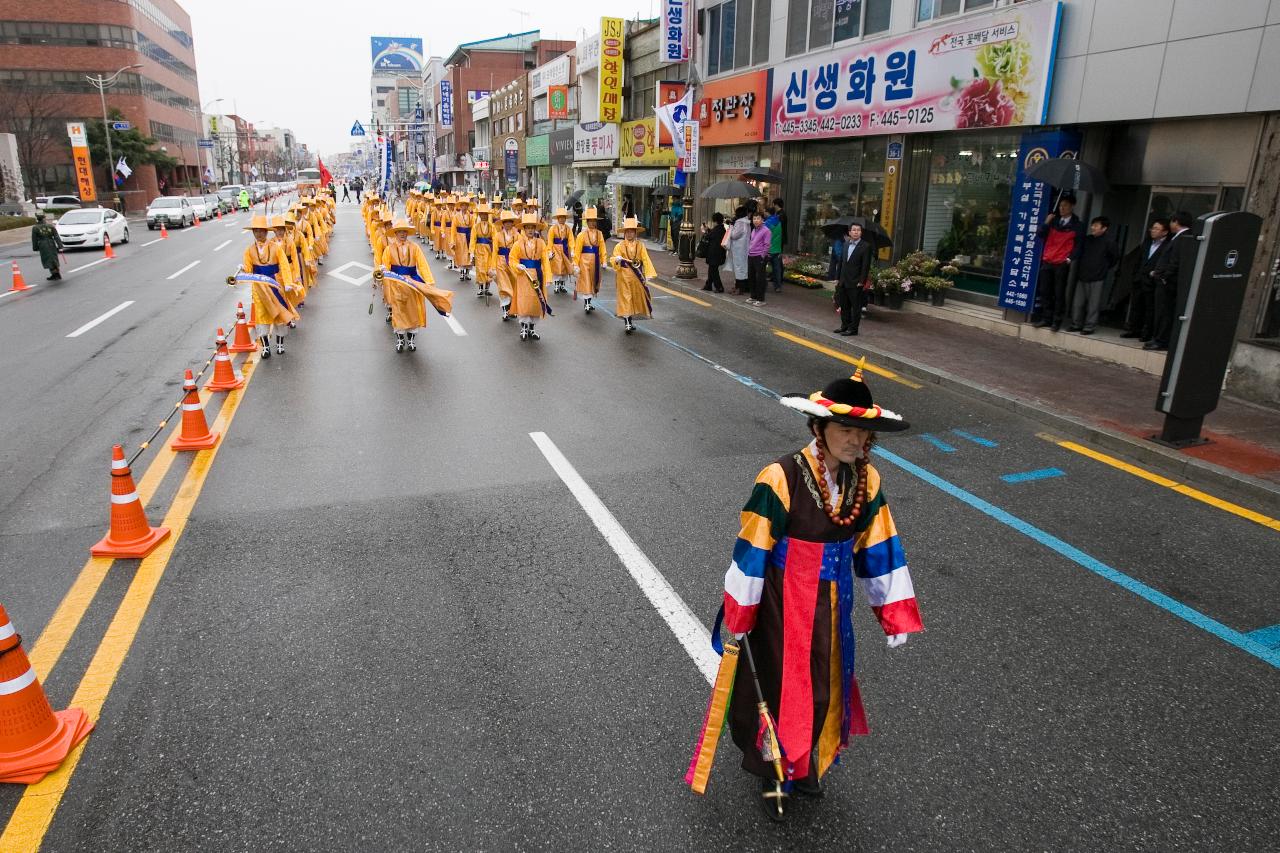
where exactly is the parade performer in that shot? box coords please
[471,203,497,298]
[240,214,300,357]
[609,217,657,334]
[375,219,454,353]
[548,207,575,293]
[30,213,64,280]
[574,207,605,313]
[685,367,922,822]
[453,196,474,281]
[430,196,447,259]
[507,212,553,341]
[438,196,456,265]
[417,193,434,241]
[283,213,316,303]
[270,216,305,316]
[493,209,519,321]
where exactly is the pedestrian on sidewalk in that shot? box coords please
[698,365,920,822]
[1122,219,1169,341]
[764,204,784,293]
[1033,195,1084,331]
[668,197,684,255]
[729,206,751,294]
[747,212,771,305]
[834,223,873,336]
[702,212,726,293]
[1147,211,1196,352]
[1068,216,1120,335]
[30,213,63,280]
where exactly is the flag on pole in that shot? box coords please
[655,90,694,160]
[317,158,333,185]
[250,165,259,178]
[115,156,132,179]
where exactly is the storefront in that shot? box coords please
[548,128,575,208]
[611,117,676,237]
[572,121,620,212]
[525,134,551,202]
[694,70,773,222]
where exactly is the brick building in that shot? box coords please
[0,0,203,210]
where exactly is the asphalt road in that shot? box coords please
[0,202,1276,852]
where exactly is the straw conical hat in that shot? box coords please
[244,215,272,231]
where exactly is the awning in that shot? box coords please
[606,168,670,188]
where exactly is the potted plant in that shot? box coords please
[922,262,960,306]
[871,265,906,309]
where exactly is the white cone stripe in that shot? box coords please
[111,458,128,470]
[181,402,203,411]
[110,491,140,505]
[0,622,14,641]
[0,667,36,696]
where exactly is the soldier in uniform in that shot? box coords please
[31,213,64,280]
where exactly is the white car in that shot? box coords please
[146,196,194,229]
[35,194,82,210]
[55,208,129,249]
[186,195,213,220]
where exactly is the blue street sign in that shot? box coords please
[111,121,132,131]
[197,138,214,149]
[351,120,366,136]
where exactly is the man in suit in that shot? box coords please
[1146,211,1196,351]
[1121,219,1169,341]
[835,223,873,336]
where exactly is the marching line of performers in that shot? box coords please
[364,188,660,343]
[235,191,336,359]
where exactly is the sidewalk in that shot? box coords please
[641,246,1280,505]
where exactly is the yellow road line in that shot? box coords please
[1037,432,1280,532]
[0,363,256,853]
[648,280,712,307]
[772,330,924,389]
[26,389,214,683]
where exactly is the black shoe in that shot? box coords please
[1033,320,1052,329]
[792,774,824,799]
[714,287,724,293]
[1120,331,1140,339]
[1051,324,1061,332]
[842,329,857,336]
[759,779,788,823]
[833,327,847,334]
[1067,325,1081,332]
[1140,335,1152,343]
[1143,341,1166,351]
[701,285,713,291]
[1080,328,1095,335]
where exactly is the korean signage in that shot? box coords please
[467,90,492,104]
[999,129,1081,311]
[504,137,519,184]
[683,122,699,173]
[879,135,903,260]
[439,79,454,129]
[662,0,691,63]
[530,54,571,92]
[548,86,570,120]
[620,118,676,168]
[66,122,96,202]
[696,71,767,147]
[655,81,687,146]
[371,37,423,71]
[767,1,1062,142]
[577,33,601,73]
[525,134,550,167]
[598,17,626,124]
[573,121,619,162]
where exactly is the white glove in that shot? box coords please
[886,633,909,648]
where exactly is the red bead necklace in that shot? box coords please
[813,440,870,528]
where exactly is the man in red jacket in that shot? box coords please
[1033,195,1085,331]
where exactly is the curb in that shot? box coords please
[654,272,1280,515]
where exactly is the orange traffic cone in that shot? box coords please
[89,445,171,558]
[247,301,258,328]
[0,603,94,784]
[228,302,255,353]
[193,212,201,227]
[160,222,169,239]
[9,261,28,292]
[170,370,219,451]
[103,234,115,259]
[204,328,245,392]
[216,208,223,221]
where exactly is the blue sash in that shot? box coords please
[390,263,423,283]
[252,262,280,278]
[456,226,471,239]
[476,237,492,246]
[248,266,291,311]
[519,257,553,316]
[497,247,510,258]
[553,237,569,249]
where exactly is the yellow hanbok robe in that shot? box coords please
[575,228,606,296]
[492,227,519,304]
[610,238,657,319]
[471,219,496,283]
[377,241,454,331]
[508,234,553,319]
[548,222,575,276]
[242,241,300,327]
[452,211,474,267]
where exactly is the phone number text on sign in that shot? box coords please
[773,106,935,137]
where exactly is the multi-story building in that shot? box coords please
[0,0,204,209]
[434,30,574,189]
[524,50,578,203]
[683,0,1280,407]
[489,75,528,195]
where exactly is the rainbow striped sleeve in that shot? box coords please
[853,466,923,636]
[723,463,790,634]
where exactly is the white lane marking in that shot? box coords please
[213,239,231,252]
[529,432,717,685]
[167,260,200,280]
[66,300,134,338]
[66,257,109,274]
[444,314,467,336]
[328,261,373,285]
[141,237,163,247]
[0,284,36,299]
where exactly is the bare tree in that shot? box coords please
[0,79,68,196]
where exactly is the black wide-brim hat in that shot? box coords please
[780,368,909,432]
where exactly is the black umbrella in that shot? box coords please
[651,185,683,197]
[700,179,763,200]
[565,189,585,205]
[742,166,783,183]
[1025,158,1109,195]
[821,216,892,249]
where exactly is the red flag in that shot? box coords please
[317,158,333,185]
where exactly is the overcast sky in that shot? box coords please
[187,0,659,158]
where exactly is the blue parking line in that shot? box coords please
[918,433,957,453]
[876,447,1280,670]
[952,429,999,447]
[1002,467,1066,484]
[615,317,1280,670]
[1246,624,1280,650]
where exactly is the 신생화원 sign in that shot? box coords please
[767,1,1062,142]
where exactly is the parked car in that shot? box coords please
[146,196,194,229]
[206,193,229,214]
[186,195,213,220]
[34,194,82,211]
[218,185,244,208]
[55,208,129,248]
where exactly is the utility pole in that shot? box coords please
[85,63,142,211]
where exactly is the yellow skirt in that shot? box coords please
[474,245,494,283]
[614,268,652,319]
[577,255,602,296]
[511,269,546,318]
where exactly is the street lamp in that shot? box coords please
[189,98,224,192]
[86,63,143,211]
